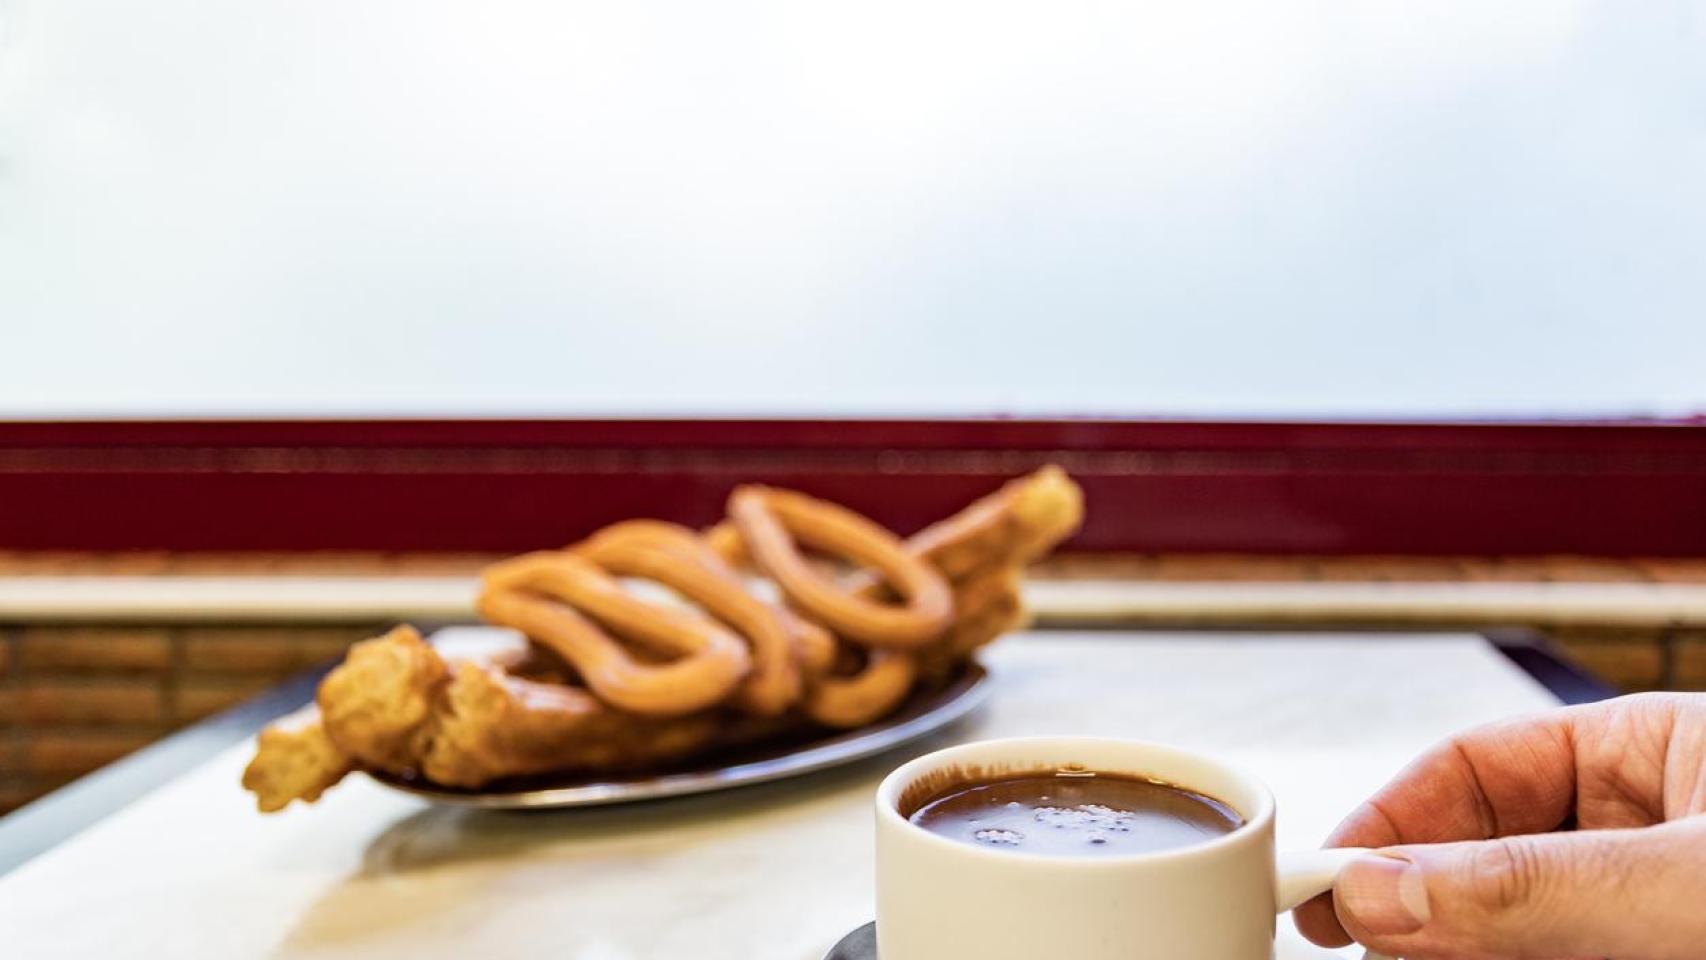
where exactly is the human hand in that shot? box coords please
[1294,692,1706,960]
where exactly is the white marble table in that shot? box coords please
[0,632,1561,958]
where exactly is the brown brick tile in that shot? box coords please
[21,731,157,776]
[1674,632,1706,690]
[26,770,85,793]
[1548,625,1663,644]
[16,627,172,673]
[0,786,42,816]
[11,680,166,724]
[0,775,85,814]
[1551,629,1667,691]
[179,627,363,673]
[173,676,278,722]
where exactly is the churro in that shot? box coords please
[243,467,1084,811]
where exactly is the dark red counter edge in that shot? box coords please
[0,418,1701,555]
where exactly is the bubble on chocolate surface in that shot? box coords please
[973,828,1025,846]
[1032,803,1138,835]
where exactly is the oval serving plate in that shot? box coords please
[368,663,990,809]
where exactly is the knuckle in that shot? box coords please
[1465,837,1549,913]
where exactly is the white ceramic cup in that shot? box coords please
[875,737,1389,960]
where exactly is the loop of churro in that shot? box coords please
[728,486,953,648]
[579,519,739,575]
[573,521,803,718]
[801,646,919,729]
[614,519,838,676]
[847,466,1084,596]
[701,520,748,569]
[479,552,751,717]
[783,607,838,676]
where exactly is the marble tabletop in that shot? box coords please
[0,631,1561,958]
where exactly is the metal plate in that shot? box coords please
[824,922,877,959]
[368,664,990,809]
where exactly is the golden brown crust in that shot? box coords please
[479,552,751,716]
[917,566,1027,684]
[785,609,838,676]
[244,467,1084,810]
[241,706,353,813]
[801,646,919,729]
[315,625,449,773]
[701,521,748,568]
[573,520,803,718]
[729,486,953,648]
[416,660,727,787]
[852,465,1084,592]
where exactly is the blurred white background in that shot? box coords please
[0,0,1702,418]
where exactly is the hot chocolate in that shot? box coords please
[906,769,1242,858]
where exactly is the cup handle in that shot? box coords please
[1276,848,1394,960]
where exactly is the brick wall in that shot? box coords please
[1545,626,1706,692]
[0,623,381,814]
[1,551,1703,816]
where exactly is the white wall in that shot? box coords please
[1,0,1702,418]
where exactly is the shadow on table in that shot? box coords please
[269,729,962,956]
[359,749,903,875]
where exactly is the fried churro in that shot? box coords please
[243,467,1083,810]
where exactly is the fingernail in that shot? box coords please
[1337,854,1430,935]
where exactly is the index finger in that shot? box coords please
[1293,706,1582,947]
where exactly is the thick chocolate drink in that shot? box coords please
[907,770,1242,857]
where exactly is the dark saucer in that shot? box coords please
[824,922,876,959]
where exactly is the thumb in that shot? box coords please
[1332,817,1706,960]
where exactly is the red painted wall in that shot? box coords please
[0,419,1700,555]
